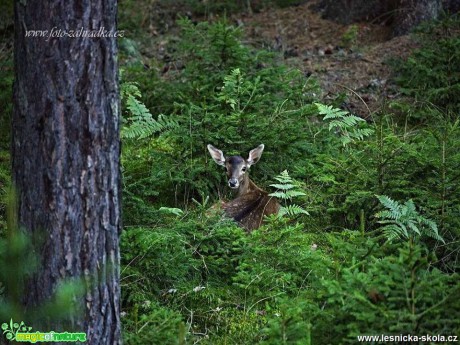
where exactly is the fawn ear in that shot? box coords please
[207,144,226,166]
[247,144,264,166]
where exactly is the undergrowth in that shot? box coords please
[118,14,460,344]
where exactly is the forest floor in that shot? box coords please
[143,1,420,119]
[0,1,420,119]
[238,2,419,118]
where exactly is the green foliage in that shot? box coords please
[120,213,254,344]
[259,297,313,345]
[234,220,332,302]
[341,24,359,48]
[118,13,460,345]
[0,188,84,326]
[269,170,309,217]
[375,195,444,243]
[392,14,460,114]
[121,19,320,207]
[321,241,460,342]
[316,103,374,146]
[121,79,178,140]
[123,302,185,345]
[159,207,184,217]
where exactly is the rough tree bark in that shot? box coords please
[13,0,121,344]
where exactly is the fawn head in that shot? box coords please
[207,144,265,190]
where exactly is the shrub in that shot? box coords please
[392,14,460,115]
[321,242,460,342]
[121,19,320,207]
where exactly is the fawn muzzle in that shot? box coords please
[228,178,239,189]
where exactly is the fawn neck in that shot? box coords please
[236,174,261,197]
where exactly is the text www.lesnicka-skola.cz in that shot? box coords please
[357,334,458,343]
[25,27,125,41]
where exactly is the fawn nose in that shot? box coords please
[228,178,239,189]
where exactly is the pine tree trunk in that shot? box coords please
[12,0,121,344]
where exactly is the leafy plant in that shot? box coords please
[120,79,178,140]
[116,12,460,345]
[341,24,359,48]
[123,302,185,345]
[321,241,460,342]
[140,20,320,203]
[269,170,309,217]
[316,103,374,146]
[392,14,460,114]
[375,195,444,243]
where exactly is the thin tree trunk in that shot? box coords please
[13,0,121,344]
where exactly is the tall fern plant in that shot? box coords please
[316,103,374,146]
[120,78,177,139]
[375,195,444,243]
[269,170,309,218]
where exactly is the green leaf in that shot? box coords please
[159,207,184,216]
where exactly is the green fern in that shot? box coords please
[375,195,444,243]
[159,207,184,217]
[120,80,178,139]
[269,170,309,217]
[316,103,374,146]
[278,204,309,218]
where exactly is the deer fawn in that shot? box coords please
[207,144,280,231]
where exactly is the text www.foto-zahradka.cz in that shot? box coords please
[25,27,124,40]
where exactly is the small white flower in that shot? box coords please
[168,288,177,294]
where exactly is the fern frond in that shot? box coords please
[375,195,444,244]
[279,205,310,217]
[269,183,296,190]
[283,190,307,198]
[316,102,374,146]
[159,207,184,216]
[382,225,407,242]
[269,191,289,199]
[272,170,293,184]
[120,77,179,140]
[376,195,402,219]
[315,103,348,119]
[269,170,309,219]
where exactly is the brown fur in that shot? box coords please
[222,178,280,231]
[207,144,280,232]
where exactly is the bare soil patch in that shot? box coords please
[237,2,419,116]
